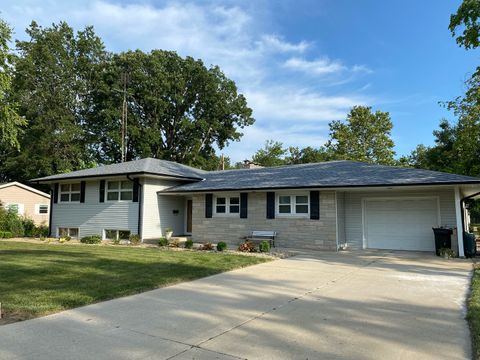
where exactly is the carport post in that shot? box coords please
[454,186,465,258]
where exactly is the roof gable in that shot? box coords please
[0,182,50,198]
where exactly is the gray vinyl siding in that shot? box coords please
[343,187,456,249]
[51,180,139,238]
[141,178,185,239]
[336,192,346,247]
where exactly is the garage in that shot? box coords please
[363,197,440,251]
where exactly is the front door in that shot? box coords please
[186,200,193,233]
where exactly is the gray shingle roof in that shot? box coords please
[32,158,206,182]
[163,160,480,193]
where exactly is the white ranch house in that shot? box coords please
[33,158,480,255]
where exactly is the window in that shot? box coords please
[36,204,49,215]
[104,229,130,241]
[277,194,309,216]
[5,203,24,215]
[59,227,79,239]
[106,181,133,201]
[215,196,240,215]
[60,183,81,202]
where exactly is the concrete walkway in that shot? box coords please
[0,251,473,360]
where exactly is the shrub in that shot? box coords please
[165,227,173,233]
[184,239,193,249]
[59,238,65,244]
[22,218,36,237]
[0,231,13,238]
[238,241,257,253]
[80,235,102,244]
[217,241,227,251]
[158,237,168,246]
[169,238,180,247]
[129,234,141,245]
[259,240,270,253]
[200,242,214,251]
[0,208,24,237]
[64,235,71,242]
[34,225,49,238]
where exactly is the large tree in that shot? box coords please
[251,140,288,167]
[86,50,254,168]
[0,19,25,150]
[325,106,396,165]
[0,21,106,182]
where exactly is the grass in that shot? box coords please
[0,241,270,323]
[468,264,480,360]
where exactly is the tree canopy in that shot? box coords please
[250,106,395,167]
[0,20,253,182]
[0,19,25,150]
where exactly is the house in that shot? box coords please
[0,182,50,225]
[32,158,480,255]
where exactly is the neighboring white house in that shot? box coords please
[0,182,50,225]
[33,158,480,255]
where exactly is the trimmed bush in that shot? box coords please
[129,234,141,245]
[34,225,49,238]
[238,241,257,253]
[80,235,102,244]
[22,218,36,237]
[184,239,193,249]
[217,242,227,251]
[259,240,270,253]
[158,237,168,246]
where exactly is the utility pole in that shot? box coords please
[220,153,225,170]
[121,72,128,162]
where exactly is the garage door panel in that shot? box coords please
[365,198,439,251]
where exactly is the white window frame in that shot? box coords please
[58,227,79,239]
[214,195,240,216]
[103,229,131,241]
[276,193,310,217]
[35,204,49,215]
[105,180,133,202]
[59,183,81,203]
[5,203,24,215]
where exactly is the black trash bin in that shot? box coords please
[432,228,453,256]
[464,232,476,258]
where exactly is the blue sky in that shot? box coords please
[1,0,477,162]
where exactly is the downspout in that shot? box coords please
[127,175,143,239]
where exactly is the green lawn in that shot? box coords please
[468,264,480,360]
[0,241,270,322]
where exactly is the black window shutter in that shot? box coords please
[240,193,248,218]
[80,181,86,203]
[53,183,59,204]
[266,192,275,219]
[205,193,213,218]
[99,180,105,203]
[132,178,140,202]
[310,190,320,220]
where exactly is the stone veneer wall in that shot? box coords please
[191,191,337,250]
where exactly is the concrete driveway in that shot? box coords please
[0,251,473,360]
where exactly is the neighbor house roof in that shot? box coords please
[162,160,480,193]
[0,182,50,197]
[31,158,206,182]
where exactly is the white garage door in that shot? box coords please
[364,198,439,251]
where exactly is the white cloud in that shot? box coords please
[284,57,372,77]
[256,35,310,53]
[284,57,346,75]
[2,0,375,162]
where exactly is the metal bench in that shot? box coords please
[245,231,277,248]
